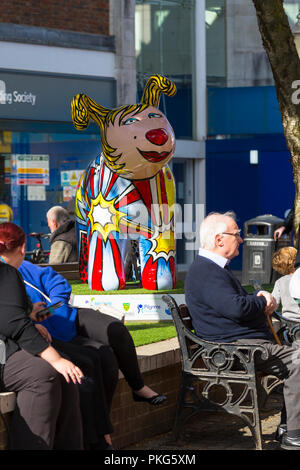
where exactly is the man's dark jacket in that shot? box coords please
[50,219,78,262]
[282,208,294,234]
[185,255,273,343]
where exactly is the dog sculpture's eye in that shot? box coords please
[123,117,138,125]
[148,113,162,118]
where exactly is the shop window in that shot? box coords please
[206,0,226,87]
[135,0,195,139]
[1,128,99,250]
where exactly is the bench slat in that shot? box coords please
[38,262,80,281]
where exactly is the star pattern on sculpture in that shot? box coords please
[88,192,126,243]
[147,221,175,262]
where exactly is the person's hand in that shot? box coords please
[274,226,285,241]
[257,290,277,315]
[35,324,52,343]
[51,358,84,384]
[30,302,50,322]
[39,346,84,384]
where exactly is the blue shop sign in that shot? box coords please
[0,70,116,122]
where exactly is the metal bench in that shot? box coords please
[162,294,282,450]
[38,261,80,281]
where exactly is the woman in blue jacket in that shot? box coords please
[0,223,84,450]
[19,260,166,447]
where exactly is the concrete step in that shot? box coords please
[0,392,16,414]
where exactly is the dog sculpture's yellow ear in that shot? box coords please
[140,74,176,107]
[71,93,110,133]
[71,74,176,131]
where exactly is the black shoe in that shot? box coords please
[132,391,167,406]
[281,434,300,450]
[275,424,287,442]
[90,437,115,451]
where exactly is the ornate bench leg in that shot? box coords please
[251,401,263,451]
[253,423,263,451]
[240,386,263,450]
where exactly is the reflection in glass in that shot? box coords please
[135,0,195,139]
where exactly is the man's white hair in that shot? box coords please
[200,211,236,250]
[46,206,70,226]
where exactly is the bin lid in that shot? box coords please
[244,214,284,227]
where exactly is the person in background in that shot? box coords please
[0,222,83,450]
[185,211,300,450]
[287,265,300,319]
[273,206,300,269]
[46,206,78,264]
[274,208,293,243]
[271,246,300,322]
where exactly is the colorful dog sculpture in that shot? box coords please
[71,74,176,291]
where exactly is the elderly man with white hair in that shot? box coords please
[47,206,78,264]
[185,211,300,450]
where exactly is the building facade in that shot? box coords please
[206,0,298,269]
[0,0,117,251]
[134,0,206,269]
[0,0,207,271]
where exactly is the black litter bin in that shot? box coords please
[242,214,291,285]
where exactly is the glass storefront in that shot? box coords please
[135,0,195,139]
[135,0,202,266]
[206,0,226,87]
[0,70,116,251]
[1,127,100,251]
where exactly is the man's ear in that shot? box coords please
[53,220,59,230]
[215,234,224,247]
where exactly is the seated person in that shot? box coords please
[271,246,300,321]
[185,211,300,450]
[0,222,83,450]
[288,265,300,312]
[274,208,300,269]
[18,258,167,447]
[47,206,78,264]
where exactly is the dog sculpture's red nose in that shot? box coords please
[145,128,168,146]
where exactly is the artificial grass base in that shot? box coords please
[69,279,185,295]
[126,321,176,347]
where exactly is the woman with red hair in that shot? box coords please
[0,222,84,450]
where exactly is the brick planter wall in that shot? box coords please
[111,338,181,449]
[0,339,181,450]
[0,416,8,451]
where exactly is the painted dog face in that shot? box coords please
[105,105,175,180]
[71,75,177,180]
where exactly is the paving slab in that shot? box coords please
[125,391,283,451]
